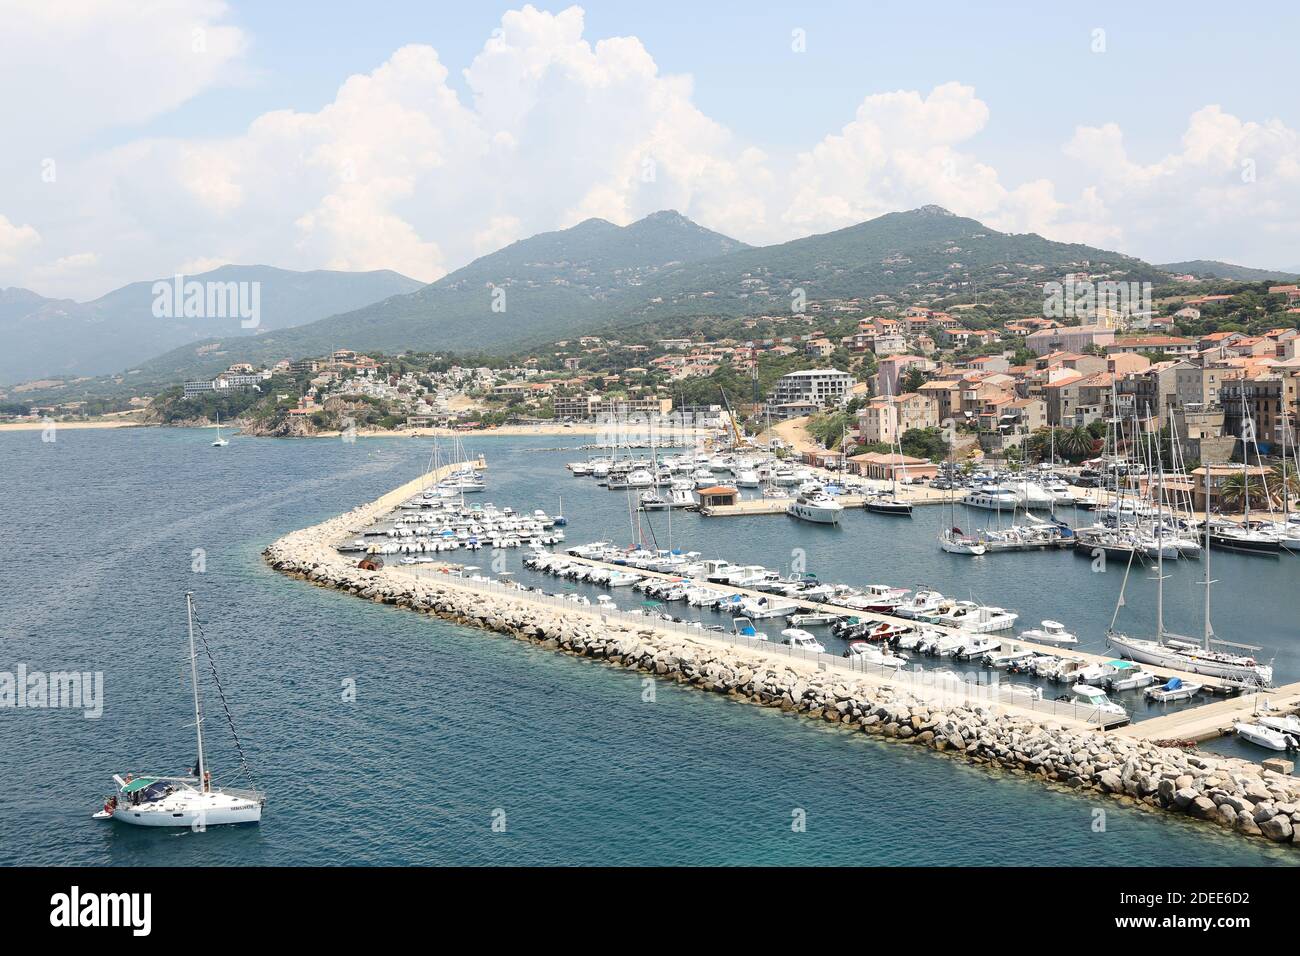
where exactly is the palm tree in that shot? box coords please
[1058,425,1093,460]
[1218,471,1271,512]
[1270,466,1300,509]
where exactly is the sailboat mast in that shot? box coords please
[1203,465,1214,652]
[186,592,207,792]
[1154,431,1165,642]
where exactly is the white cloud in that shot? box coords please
[0,213,40,265]
[0,0,247,149]
[1061,106,1300,259]
[3,4,1299,299]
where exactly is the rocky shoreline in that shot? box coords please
[264,469,1300,850]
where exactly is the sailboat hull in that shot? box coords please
[1107,633,1271,686]
[864,499,912,516]
[110,790,262,827]
[1208,532,1280,555]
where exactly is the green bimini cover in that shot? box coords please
[120,777,159,794]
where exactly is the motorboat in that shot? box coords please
[624,469,655,489]
[780,629,827,654]
[737,595,799,619]
[1258,714,1300,736]
[1104,661,1156,692]
[927,601,1018,633]
[1010,480,1057,511]
[845,641,906,669]
[732,617,769,642]
[787,611,839,627]
[894,589,946,619]
[786,487,844,525]
[1069,683,1127,721]
[984,647,1037,670]
[838,584,909,613]
[733,469,761,488]
[1019,620,1078,646]
[1233,722,1296,751]
[954,636,1000,660]
[1144,677,1202,703]
[963,484,1020,511]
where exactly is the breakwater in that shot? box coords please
[264,465,1300,850]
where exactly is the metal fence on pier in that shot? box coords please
[410,568,1122,729]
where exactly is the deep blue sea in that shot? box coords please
[0,427,1295,866]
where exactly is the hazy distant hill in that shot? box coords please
[120,211,750,384]
[1156,260,1299,283]
[0,265,423,385]
[18,206,1181,401]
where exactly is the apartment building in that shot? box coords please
[770,369,854,407]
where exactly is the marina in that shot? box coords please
[7,428,1300,867]
[258,438,1300,851]
[343,440,1299,743]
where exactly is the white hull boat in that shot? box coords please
[1145,677,1201,703]
[1258,714,1300,736]
[787,492,843,525]
[781,629,826,654]
[1020,620,1078,646]
[94,593,264,827]
[1107,631,1272,687]
[1234,722,1295,751]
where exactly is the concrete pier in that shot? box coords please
[262,464,1300,850]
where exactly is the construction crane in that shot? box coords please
[719,386,746,448]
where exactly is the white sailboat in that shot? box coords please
[1106,455,1273,688]
[211,412,229,447]
[93,593,264,826]
[864,391,913,516]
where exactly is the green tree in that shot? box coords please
[1218,471,1271,512]
[1058,425,1095,461]
[899,426,950,461]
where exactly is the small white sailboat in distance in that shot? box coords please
[93,592,264,827]
[211,412,230,447]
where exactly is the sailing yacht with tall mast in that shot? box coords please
[211,412,230,447]
[864,390,913,516]
[1106,456,1273,688]
[93,593,265,825]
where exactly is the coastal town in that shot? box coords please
[10,2,1300,906]
[12,279,1297,485]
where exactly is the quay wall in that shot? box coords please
[264,467,1300,850]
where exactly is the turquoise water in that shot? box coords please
[0,428,1293,866]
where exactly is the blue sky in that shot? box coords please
[137,1,1300,188]
[3,1,1299,298]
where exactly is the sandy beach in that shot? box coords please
[0,419,144,432]
[306,423,719,440]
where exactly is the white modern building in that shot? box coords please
[770,369,854,408]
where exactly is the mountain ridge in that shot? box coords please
[0,265,425,385]
[1155,260,1299,283]
[11,207,1184,399]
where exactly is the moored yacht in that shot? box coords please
[963,484,1020,511]
[787,486,844,525]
